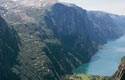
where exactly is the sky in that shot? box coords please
[59,0,125,15]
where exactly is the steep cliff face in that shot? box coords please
[42,3,98,78]
[42,3,122,79]
[113,57,125,80]
[0,16,20,80]
[0,2,124,80]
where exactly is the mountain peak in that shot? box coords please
[12,0,57,7]
[0,0,57,9]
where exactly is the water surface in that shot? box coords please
[74,35,125,76]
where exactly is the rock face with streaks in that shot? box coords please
[114,57,125,80]
[0,1,124,80]
[0,16,20,80]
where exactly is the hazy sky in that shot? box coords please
[59,0,125,15]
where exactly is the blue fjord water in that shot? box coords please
[74,35,125,76]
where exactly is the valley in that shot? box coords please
[0,1,125,80]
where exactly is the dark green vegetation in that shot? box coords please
[0,2,125,80]
[0,16,20,80]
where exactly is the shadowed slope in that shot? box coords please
[0,16,20,80]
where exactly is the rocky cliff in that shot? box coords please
[0,16,20,80]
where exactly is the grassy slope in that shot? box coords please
[65,74,112,80]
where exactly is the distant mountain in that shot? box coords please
[110,15,125,33]
[0,2,124,80]
[88,11,125,34]
[87,11,123,43]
